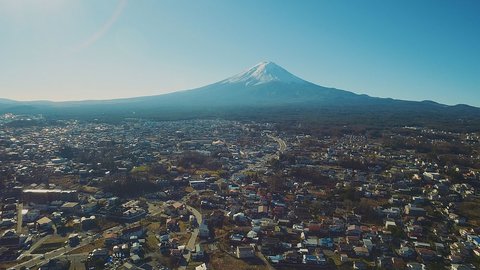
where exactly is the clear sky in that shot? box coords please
[0,0,479,106]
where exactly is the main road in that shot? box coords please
[185,205,202,251]
[178,202,202,270]
[14,225,121,269]
[267,133,287,153]
[13,242,91,270]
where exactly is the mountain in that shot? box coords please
[1,61,480,130]
[125,61,367,108]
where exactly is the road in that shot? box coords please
[16,201,166,270]
[178,204,202,270]
[17,234,52,260]
[13,235,94,270]
[233,133,287,176]
[67,253,88,270]
[13,226,117,270]
[267,134,287,153]
[185,205,202,251]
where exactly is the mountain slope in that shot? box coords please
[0,61,479,130]
[125,61,368,108]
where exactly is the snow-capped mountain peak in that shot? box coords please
[221,61,307,86]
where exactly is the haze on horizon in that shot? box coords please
[0,0,479,106]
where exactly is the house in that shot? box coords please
[0,230,20,247]
[377,256,393,269]
[337,242,353,253]
[86,248,109,267]
[258,205,269,216]
[171,248,183,257]
[0,219,15,228]
[353,260,368,270]
[469,235,480,247]
[363,238,374,252]
[397,246,416,258]
[130,242,143,255]
[236,245,255,259]
[385,220,397,229]
[268,254,284,264]
[22,209,40,222]
[199,221,210,238]
[36,216,53,231]
[172,202,184,210]
[68,234,81,247]
[354,246,370,257]
[158,234,169,243]
[195,263,208,270]
[166,218,179,232]
[346,225,362,236]
[449,213,467,225]
[261,237,281,255]
[131,254,141,264]
[81,216,96,230]
[407,262,426,270]
[105,233,120,246]
[451,264,475,270]
[304,237,318,248]
[164,205,178,217]
[405,204,426,217]
[416,248,436,262]
[191,244,205,261]
[190,180,207,190]
[23,189,78,204]
[303,255,322,264]
[230,233,244,243]
[247,230,258,240]
[346,235,360,245]
[319,237,334,248]
[60,202,81,214]
[82,202,99,214]
[121,225,145,240]
[208,210,225,227]
[283,250,301,263]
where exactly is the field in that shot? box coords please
[67,238,105,255]
[458,198,480,226]
[31,236,67,254]
[0,256,32,270]
[209,250,268,270]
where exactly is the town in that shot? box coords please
[0,114,479,270]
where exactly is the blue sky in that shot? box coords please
[0,0,479,106]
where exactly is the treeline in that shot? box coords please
[34,101,480,133]
[101,174,161,198]
[289,167,331,186]
[384,136,473,156]
[57,144,122,171]
[177,151,222,170]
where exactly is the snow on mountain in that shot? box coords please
[220,61,307,86]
